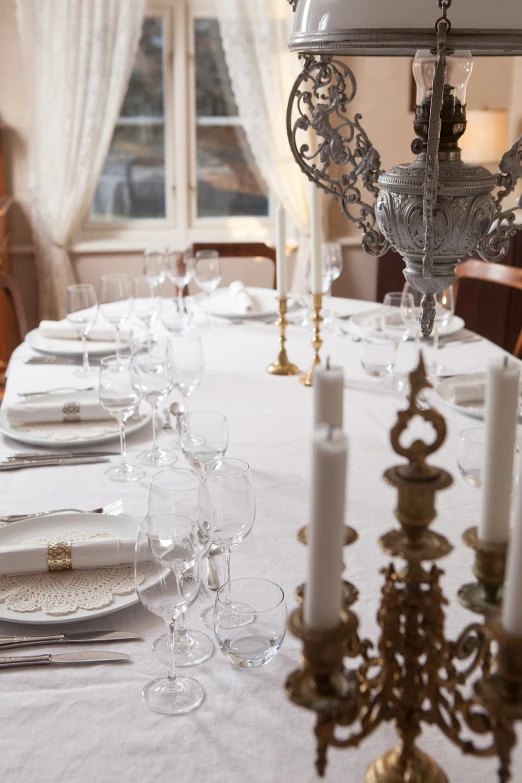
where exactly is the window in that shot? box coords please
[85,1,270,247]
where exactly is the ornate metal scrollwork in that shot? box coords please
[286,54,389,257]
[287,0,298,10]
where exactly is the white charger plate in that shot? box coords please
[0,408,151,448]
[434,373,487,420]
[348,308,465,340]
[26,328,131,357]
[193,287,288,320]
[0,513,140,625]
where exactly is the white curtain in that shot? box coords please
[17,0,146,319]
[215,0,312,291]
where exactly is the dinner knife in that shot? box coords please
[0,456,111,471]
[0,631,141,650]
[6,451,119,462]
[0,651,130,668]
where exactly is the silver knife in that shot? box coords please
[0,651,130,668]
[0,456,111,471]
[6,452,119,462]
[0,631,141,650]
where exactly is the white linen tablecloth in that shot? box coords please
[0,298,520,783]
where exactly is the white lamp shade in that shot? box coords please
[459,110,508,164]
[291,0,522,56]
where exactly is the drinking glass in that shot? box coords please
[98,356,144,482]
[321,243,343,332]
[457,428,484,488]
[166,249,194,313]
[170,334,205,436]
[194,250,221,323]
[161,297,192,336]
[401,283,423,347]
[360,340,395,378]
[143,248,167,286]
[148,468,215,667]
[381,291,414,390]
[200,458,256,627]
[135,513,204,714]
[65,284,98,377]
[214,578,287,668]
[133,276,161,334]
[99,274,133,359]
[431,287,455,376]
[130,336,176,467]
[181,412,229,471]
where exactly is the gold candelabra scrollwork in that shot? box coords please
[285,354,522,783]
[266,297,300,376]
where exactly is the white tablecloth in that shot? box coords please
[0,298,520,783]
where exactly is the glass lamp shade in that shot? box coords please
[413,50,473,106]
[290,0,522,56]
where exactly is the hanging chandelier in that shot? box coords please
[286,0,522,336]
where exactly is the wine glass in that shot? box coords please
[98,356,144,482]
[170,334,205,442]
[381,291,414,390]
[130,336,176,467]
[200,458,256,628]
[181,412,229,471]
[321,243,343,332]
[143,248,167,286]
[401,283,423,348]
[194,250,221,324]
[431,287,455,376]
[166,249,194,314]
[135,513,204,714]
[161,297,192,336]
[65,284,98,377]
[133,276,161,334]
[148,468,215,667]
[99,274,133,359]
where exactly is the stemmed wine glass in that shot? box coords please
[148,468,215,667]
[135,513,204,714]
[431,287,455,376]
[65,284,98,377]
[381,291,414,391]
[322,243,343,332]
[194,250,221,324]
[143,248,167,287]
[401,283,423,348]
[166,249,194,314]
[98,356,144,482]
[133,276,161,334]
[181,412,229,471]
[130,336,176,467]
[99,274,133,359]
[170,334,205,445]
[200,458,256,628]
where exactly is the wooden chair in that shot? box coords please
[190,243,276,291]
[0,272,28,397]
[455,259,522,358]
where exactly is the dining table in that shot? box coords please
[0,296,520,783]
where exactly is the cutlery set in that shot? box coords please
[0,630,141,668]
[0,498,123,524]
[0,450,119,472]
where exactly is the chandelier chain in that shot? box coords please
[435,0,452,33]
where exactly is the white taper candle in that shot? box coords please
[276,204,287,298]
[310,182,323,295]
[314,359,344,429]
[304,425,348,631]
[502,466,522,634]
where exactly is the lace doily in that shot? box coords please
[11,419,129,442]
[0,531,146,616]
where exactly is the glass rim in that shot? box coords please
[151,467,205,492]
[216,577,285,612]
[459,427,484,443]
[203,457,249,477]
[184,410,227,423]
[100,354,130,367]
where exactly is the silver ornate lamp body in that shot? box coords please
[286,0,522,336]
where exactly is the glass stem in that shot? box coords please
[165,616,177,685]
[151,400,159,454]
[177,289,184,313]
[177,611,189,642]
[115,325,121,361]
[223,547,232,604]
[119,416,128,471]
[81,333,89,373]
[433,328,440,373]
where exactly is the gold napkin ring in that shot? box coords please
[47,542,72,571]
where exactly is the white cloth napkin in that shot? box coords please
[450,381,486,405]
[6,391,111,426]
[228,281,256,314]
[0,537,137,575]
[39,320,132,343]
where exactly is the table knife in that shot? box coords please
[6,451,119,462]
[0,631,141,650]
[0,651,130,668]
[24,356,103,367]
[0,456,111,471]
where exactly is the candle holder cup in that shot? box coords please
[458,527,508,614]
[266,297,300,376]
[285,354,522,783]
[300,293,324,387]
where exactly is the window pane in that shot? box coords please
[197,125,269,218]
[195,19,237,118]
[90,19,166,221]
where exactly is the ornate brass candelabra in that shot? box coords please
[300,293,323,387]
[266,297,299,376]
[285,356,522,782]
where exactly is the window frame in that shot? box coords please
[74,0,273,253]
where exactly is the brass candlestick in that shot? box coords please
[300,293,323,387]
[285,355,522,783]
[458,527,508,614]
[266,297,299,376]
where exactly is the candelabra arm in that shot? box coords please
[477,195,522,263]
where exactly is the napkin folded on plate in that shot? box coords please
[0,537,137,575]
[39,320,132,343]
[449,381,486,405]
[228,281,256,314]
[6,391,111,426]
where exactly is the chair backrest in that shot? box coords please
[0,271,28,342]
[189,243,276,293]
[455,259,522,357]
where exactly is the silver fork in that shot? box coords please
[0,499,123,524]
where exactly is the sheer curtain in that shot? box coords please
[17,0,146,319]
[215,0,312,291]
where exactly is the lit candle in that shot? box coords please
[478,358,521,543]
[310,181,323,295]
[276,204,287,298]
[502,469,522,635]
[304,425,347,631]
[314,358,344,428]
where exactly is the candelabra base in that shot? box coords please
[365,746,448,783]
[299,360,319,387]
[266,354,300,376]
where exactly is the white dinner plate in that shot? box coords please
[432,372,520,422]
[192,287,289,320]
[26,328,130,357]
[347,308,465,340]
[0,513,140,625]
[0,408,151,448]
